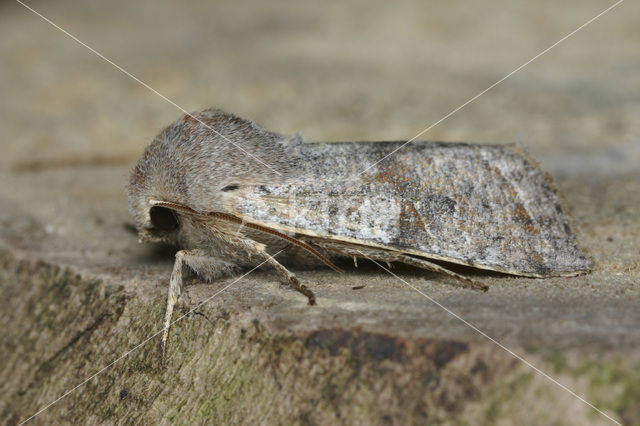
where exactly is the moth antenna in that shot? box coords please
[235,218,247,237]
[149,199,199,215]
[208,212,344,274]
[148,200,343,273]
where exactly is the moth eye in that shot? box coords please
[149,206,179,233]
[221,184,240,192]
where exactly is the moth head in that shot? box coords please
[127,155,185,244]
[127,108,298,243]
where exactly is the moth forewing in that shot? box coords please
[228,140,592,278]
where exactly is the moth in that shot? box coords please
[127,108,591,355]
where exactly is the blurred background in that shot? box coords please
[1,0,638,176]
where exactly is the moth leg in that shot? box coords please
[229,235,317,305]
[310,240,487,291]
[390,254,488,291]
[162,251,185,362]
[256,249,316,305]
[162,249,236,361]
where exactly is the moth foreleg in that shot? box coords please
[162,249,237,361]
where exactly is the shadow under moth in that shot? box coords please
[127,108,591,357]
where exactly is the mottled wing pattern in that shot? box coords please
[229,141,591,277]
